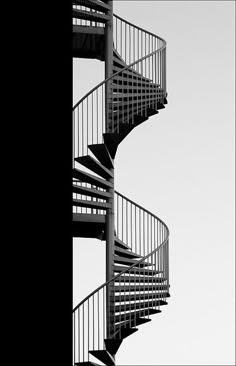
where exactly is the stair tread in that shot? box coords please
[104,339,123,356]
[88,143,114,169]
[73,183,111,199]
[112,83,162,91]
[114,237,131,251]
[75,362,101,366]
[114,255,153,267]
[73,198,111,210]
[114,275,167,283]
[103,133,120,158]
[113,326,138,340]
[114,318,150,335]
[115,308,161,323]
[73,9,110,23]
[114,292,170,302]
[112,75,156,86]
[114,246,141,259]
[112,65,151,82]
[89,350,115,365]
[114,265,162,276]
[115,299,168,312]
[73,168,112,189]
[75,155,113,179]
[73,0,111,12]
[114,284,170,292]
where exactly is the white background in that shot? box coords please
[73,1,235,365]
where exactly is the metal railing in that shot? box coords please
[72,191,169,364]
[72,10,169,364]
[72,13,167,162]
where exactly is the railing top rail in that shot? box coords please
[73,234,169,313]
[115,190,168,228]
[114,13,167,45]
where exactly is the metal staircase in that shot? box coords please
[72,1,170,365]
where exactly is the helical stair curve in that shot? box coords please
[72,1,170,365]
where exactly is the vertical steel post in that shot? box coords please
[104,0,115,344]
[105,0,113,133]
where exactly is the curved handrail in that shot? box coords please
[73,11,169,364]
[72,15,167,159]
[114,13,166,43]
[73,38,166,110]
[73,233,169,313]
[73,190,169,312]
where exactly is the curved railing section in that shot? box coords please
[72,13,167,161]
[72,191,169,365]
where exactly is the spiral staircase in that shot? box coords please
[72,1,170,365]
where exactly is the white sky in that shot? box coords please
[73,1,235,365]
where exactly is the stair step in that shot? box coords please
[114,284,170,292]
[73,24,105,35]
[114,317,151,334]
[111,100,161,116]
[75,155,113,179]
[73,198,111,210]
[73,0,111,12]
[107,114,147,133]
[115,308,161,323]
[72,213,106,239]
[75,362,101,366]
[89,350,115,366]
[114,265,162,276]
[104,339,123,356]
[112,90,164,100]
[103,133,120,158]
[72,9,110,23]
[112,83,161,92]
[112,65,151,83]
[114,246,141,259]
[114,292,170,302]
[110,122,135,141]
[113,326,138,340]
[114,255,152,267]
[88,143,114,169]
[114,275,167,283]
[72,183,111,200]
[112,75,154,87]
[108,107,159,121]
[73,168,112,189]
[114,237,131,251]
[113,55,126,68]
[115,299,168,313]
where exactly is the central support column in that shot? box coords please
[106,168,115,340]
[104,0,115,345]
